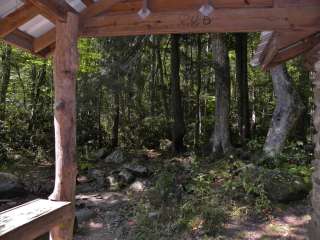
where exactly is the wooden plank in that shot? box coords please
[0,199,72,240]
[109,0,273,14]
[33,29,56,53]
[81,0,124,19]
[271,32,320,66]
[4,30,35,53]
[82,0,95,7]
[49,12,79,240]
[27,0,77,22]
[274,0,320,7]
[0,3,39,38]
[82,6,320,37]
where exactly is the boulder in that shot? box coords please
[0,172,27,198]
[94,148,109,160]
[241,165,311,203]
[118,169,135,185]
[124,164,149,177]
[105,149,127,164]
[88,169,106,188]
[129,180,149,192]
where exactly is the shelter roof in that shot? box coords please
[0,0,319,64]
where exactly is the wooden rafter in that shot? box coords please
[27,0,77,22]
[32,0,123,53]
[82,0,95,7]
[0,3,38,38]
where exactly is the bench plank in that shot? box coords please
[0,199,72,240]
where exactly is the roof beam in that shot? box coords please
[82,0,95,7]
[27,0,77,22]
[33,29,56,53]
[4,30,36,54]
[271,32,320,67]
[32,0,122,53]
[81,0,124,19]
[82,6,320,37]
[0,3,39,38]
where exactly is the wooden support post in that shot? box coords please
[49,12,79,240]
[309,47,320,240]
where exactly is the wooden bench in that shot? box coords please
[0,199,72,240]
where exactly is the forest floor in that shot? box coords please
[0,148,312,240]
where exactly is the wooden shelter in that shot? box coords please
[0,0,320,239]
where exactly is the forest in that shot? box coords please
[0,33,314,239]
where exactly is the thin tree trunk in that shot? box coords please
[195,34,202,151]
[235,33,250,142]
[111,92,120,149]
[156,37,170,119]
[0,45,12,121]
[171,34,186,153]
[263,64,304,157]
[210,33,232,155]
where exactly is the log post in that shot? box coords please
[49,12,79,240]
[309,46,320,240]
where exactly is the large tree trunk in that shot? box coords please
[308,44,320,240]
[49,12,79,240]
[0,45,12,121]
[210,33,232,155]
[171,34,186,153]
[263,65,304,157]
[235,33,250,142]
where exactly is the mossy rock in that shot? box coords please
[242,165,311,203]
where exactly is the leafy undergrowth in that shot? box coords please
[126,148,312,239]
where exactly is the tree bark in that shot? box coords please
[195,34,202,151]
[111,92,120,149]
[309,51,320,240]
[235,33,250,142]
[156,37,170,119]
[49,12,79,240]
[0,45,12,121]
[210,33,232,155]
[263,64,304,157]
[171,34,186,153]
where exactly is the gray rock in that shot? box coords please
[105,149,127,164]
[129,180,149,192]
[118,169,135,185]
[94,148,109,160]
[0,172,27,198]
[76,208,96,223]
[88,169,106,188]
[124,164,149,177]
[160,139,173,152]
[106,175,121,191]
[241,165,311,203]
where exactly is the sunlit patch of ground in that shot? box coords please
[224,204,310,240]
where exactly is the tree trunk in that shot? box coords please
[156,37,170,120]
[263,64,304,157]
[210,33,232,155]
[171,34,186,153]
[195,34,202,151]
[235,33,250,142]
[111,92,120,149]
[49,12,79,240]
[309,49,320,240]
[295,58,311,143]
[0,45,12,121]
